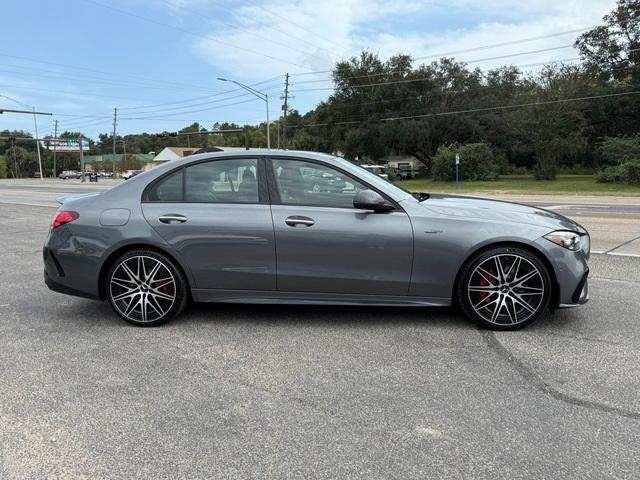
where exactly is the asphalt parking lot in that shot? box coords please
[1,181,639,479]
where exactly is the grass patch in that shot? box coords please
[395,175,640,196]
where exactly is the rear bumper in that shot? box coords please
[43,244,100,300]
[44,267,99,300]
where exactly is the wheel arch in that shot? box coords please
[451,240,560,310]
[98,243,192,300]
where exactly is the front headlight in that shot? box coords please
[544,231,582,251]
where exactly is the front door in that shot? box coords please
[268,158,413,295]
[141,157,276,290]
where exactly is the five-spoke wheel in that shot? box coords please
[107,249,187,326]
[458,247,551,330]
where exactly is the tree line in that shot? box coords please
[1,0,639,183]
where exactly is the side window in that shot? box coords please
[147,170,183,201]
[185,158,259,203]
[272,159,367,209]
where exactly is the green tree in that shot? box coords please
[432,143,503,181]
[575,0,640,81]
[5,146,36,178]
[0,155,7,178]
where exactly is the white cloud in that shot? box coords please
[189,0,616,80]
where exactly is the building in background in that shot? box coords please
[146,147,201,170]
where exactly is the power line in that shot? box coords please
[412,27,596,60]
[0,53,232,92]
[288,26,599,77]
[158,0,325,60]
[116,77,283,111]
[194,0,343,57]
[285,55,607,114]
[289,45,577,91]
[285,90,640,128]
[81,0,306,68]
[116,86,282,117]
[117,98,262,120]
[0,64,224,93]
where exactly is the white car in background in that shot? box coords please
[361,164,389,179]
[122,170,143,180]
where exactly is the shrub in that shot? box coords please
[432,143,502,181]
[595,136,640,167]
[0,155,6,178]
[596,157,640,185]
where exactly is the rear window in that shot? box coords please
[147,170,183,202]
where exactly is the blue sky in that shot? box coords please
[1,0,616,141]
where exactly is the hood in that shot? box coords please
[56,192,101,205]
[417,194,587,233]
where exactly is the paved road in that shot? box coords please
[0,203,638,479]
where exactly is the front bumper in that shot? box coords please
[558,269,589,308]
[533,236,590,309]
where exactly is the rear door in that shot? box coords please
[141,157,276,290]
[268,157,413,295]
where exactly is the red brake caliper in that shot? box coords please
[479,273,489,301]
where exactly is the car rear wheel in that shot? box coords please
[106,249,188,327]
[457,246,551,330]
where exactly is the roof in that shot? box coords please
[169,149,338,163]
[153,146,202,162]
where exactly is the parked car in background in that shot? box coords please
[44,150,590,330]
[361,164,389,180]
[122,170,143,180]
[394,168,413,180]
[395,163,417,179]
[301,168,347,193]
[59,170,81,180]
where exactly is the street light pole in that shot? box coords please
[217,78,270,149]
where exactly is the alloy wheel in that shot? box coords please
[466,254,545,326]
[109,255,176,323]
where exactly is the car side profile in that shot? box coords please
[43,150,590,330]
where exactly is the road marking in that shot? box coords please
[0,200,56,208]
[545,205,612,210]
[603,234,640,255]
[608,252,640,258]
[592,251,640,258]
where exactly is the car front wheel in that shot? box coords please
[106,249,188,326]
[457,246,551,330]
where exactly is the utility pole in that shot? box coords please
[281,73,290,149]
[217,78,270,149]
[32,107,43,180]
[112,107,117,178]
[79,134,85,183]
[52,120,58,178]
[9,137,18,179]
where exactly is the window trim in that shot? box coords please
[142,156,269,205]
[265,156,402,211]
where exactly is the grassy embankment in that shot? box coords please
[395,175,640,196]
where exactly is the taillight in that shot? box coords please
[51,211,79,229]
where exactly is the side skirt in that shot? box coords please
[191,289,451,307]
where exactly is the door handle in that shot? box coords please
[159,214,187,224]
[285,215,315,227]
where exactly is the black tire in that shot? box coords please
[106,249,188,327]
[457,246,551,330]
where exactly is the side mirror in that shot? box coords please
[353,189,395,212]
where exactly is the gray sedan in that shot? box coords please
[43,150,590,330]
